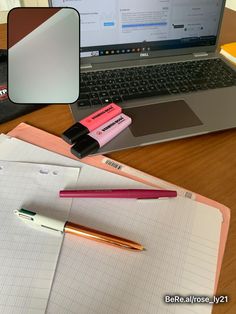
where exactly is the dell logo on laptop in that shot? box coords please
[140,52,149,57]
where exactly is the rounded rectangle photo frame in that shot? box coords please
[8,7,80,104]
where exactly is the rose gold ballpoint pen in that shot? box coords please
[14,208,145,251]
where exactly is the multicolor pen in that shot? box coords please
[14,208,145,251]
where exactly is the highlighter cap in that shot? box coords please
[71,135,99,159]
[62,122,89,145]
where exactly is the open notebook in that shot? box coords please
[0,135,223,314]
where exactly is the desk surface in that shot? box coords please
[0,8,236,314]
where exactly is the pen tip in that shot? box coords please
[142,247,147,251]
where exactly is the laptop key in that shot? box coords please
[91,98,102,106]
[148,85,156,91]
[78,100,91,107]
[168,88,179,94]
[140,87,148,92]
[123,89,170,101]
[111,84,120,89]
[99,91,109,97]
[179,87,190,93]
[112,96,123,103]
[109,90,119,96]
[139,80,148,86]
[101,97,113,104]
[119,88,129,95]
[101,85,109,90]
[93,86,102,92]
[129,88,139,94]
[130,81,139,87]
[117,78,124,83]
[155,89,170,96]
[90,93,99,98]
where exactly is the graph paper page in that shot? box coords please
[0,160,80,314]
[47,176,222,314]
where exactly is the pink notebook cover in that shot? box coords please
[8,122,230,293]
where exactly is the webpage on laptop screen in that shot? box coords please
[52,0,222,55]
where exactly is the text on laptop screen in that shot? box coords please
[51,0,223,58]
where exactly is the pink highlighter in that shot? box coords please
[71,113,132,158]
[62,103,122,144]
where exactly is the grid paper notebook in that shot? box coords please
[0,160,80,314]
[0,136,223,314]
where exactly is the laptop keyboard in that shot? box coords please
[79,58,236,107]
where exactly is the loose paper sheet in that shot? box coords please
[0,160,80,313]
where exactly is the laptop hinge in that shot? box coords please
[81,64,93,70]
[193,52,209,58]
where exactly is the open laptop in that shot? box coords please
[50,0,236,154]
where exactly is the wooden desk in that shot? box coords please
[0,8,236,314]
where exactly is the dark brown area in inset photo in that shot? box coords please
[8,8,61,49]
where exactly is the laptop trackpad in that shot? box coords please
[124,100,203,137]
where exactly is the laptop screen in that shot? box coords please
[51,0,224,58]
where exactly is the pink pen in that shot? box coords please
[71,113,132,158]
[59,189,177,199]
[62,103,122,144]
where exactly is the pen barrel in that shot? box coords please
[64,221,143,251]
[34,215,65,233]
[60,189,177,198]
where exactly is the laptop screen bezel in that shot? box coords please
[49,0,226,65]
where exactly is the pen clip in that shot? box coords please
[137,197,174,201]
